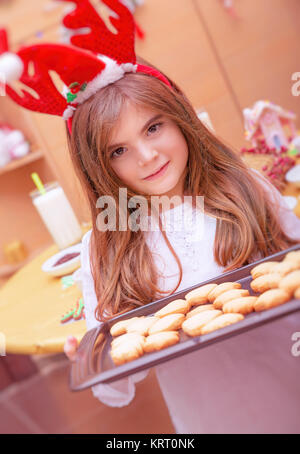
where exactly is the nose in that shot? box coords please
[137,143,159,167]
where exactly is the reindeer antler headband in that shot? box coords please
[0,0,171,133]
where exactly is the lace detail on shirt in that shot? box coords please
[148,201,206,273]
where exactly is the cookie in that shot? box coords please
[278,270,300,294]
[254,288,291,312]
[185,283,218,306]
[294,287,300,299]
[250,261,279,280]
[148,313,185,335]
[126,316,159,336]
[143,331,180,353]
[222,296,258,315]
[207,282,242,303]
[110,339,144,366]
[200,313,244,335]
[110,342,144,366]
[181,310,222,337]
[185,304,215,319]
[111,332,145,350]
[273,261,299,277]
[155,299,190,318]
[110,317,139,337]
[213,289,249,310]
[283,250,300,266]
[250,273,282,293]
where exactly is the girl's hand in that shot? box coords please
[64,335,78,362]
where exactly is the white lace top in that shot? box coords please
[80,170,300,433]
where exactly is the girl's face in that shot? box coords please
[107,100,189,199]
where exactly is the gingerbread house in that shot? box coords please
[243,100,297,150]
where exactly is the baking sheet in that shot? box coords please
[69,244,300,391]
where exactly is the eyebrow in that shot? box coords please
[108,114,163,151]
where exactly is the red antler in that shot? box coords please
[59,0,136,64]
[0,2,171,124]
[3,43,105,117]
[0,29,9,54]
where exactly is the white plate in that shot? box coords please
[285,164,300,187]
[42,243,82,277]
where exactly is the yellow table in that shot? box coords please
[0,244,87,355]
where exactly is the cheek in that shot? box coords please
[110,159,135,185]
[167,131,189,163]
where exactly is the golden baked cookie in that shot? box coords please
[148,313,185,335]
[111,332,145,350]
[213,289,249,310]
[110,317,139,337]
[273,261,299,277]
[200,313,244,335]
[222,296,258,315]
[283,250,300,266]
[278,270,300,294]
[110,338,144,366]
[155,299,190,318]
[126,316,159,336]
[207,282,242,303]
[250,261,279,280]
[185,304,215,319]
[250,273,282,293]
[254,288,291,312]
[294,287,300,299]
[143,331,180,353]
[185,283,218,306]
[181,310,222,337]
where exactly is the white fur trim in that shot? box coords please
[62,57,137,119]
[0,52,24,82]
[73,56,137,105]
[62,105,77,120]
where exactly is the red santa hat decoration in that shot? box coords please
[0,0,171,133]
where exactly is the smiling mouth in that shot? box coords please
[143,161,170,180]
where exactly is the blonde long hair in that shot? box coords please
[66,57,298,322]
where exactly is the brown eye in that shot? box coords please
[111,147,126,159]
[147,122,162,135]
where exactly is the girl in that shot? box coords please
[64,57,300,433]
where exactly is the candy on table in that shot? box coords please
[60,307,76,324]
[3,240,28,264]
[289,135,300,156]
[61,274,75,290]
[240,138,296,191]
[60,297,85,323]
[73,298,85,320]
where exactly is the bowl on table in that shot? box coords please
[42,243,82,277]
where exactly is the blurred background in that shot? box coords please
[0,0,299,434]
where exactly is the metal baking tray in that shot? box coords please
[70,244,300,391]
